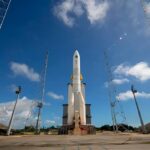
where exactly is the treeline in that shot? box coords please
[95,124,137,132]
[14,125,58,133]
[2,123,150,135]
[0,125,59,135]
[19,124,136,133]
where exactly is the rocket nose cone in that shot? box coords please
[74,50,80,58]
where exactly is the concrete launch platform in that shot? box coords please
[58,124,96,135]
[0,132,150,150]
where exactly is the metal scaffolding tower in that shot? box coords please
[104,50,118,132]
[103,35,129,132]
[35,51,49,134]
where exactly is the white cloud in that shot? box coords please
[105,78,129,88]
[0,97,37,129]
[117,90,150,101]
[114,62,150,82]
[54,0,109,27]
[112,78,129,85]
[45,120,56,127]
[84,0,109,24]
[47,92,64,100]
[54,0,75,27]
[43,102,51,107]
[10,62,40,82]
[114,64,129,75]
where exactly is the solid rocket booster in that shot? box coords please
[67,50,86,125]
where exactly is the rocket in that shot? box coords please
[67,50,86,125]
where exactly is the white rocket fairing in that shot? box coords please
[67,50,86,125]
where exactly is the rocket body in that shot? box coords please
[67,50,86,125]
[73,51,81,92]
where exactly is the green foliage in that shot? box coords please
[24,126,36,132]
[96,124,135,132]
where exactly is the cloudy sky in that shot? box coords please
[0,0,150,129]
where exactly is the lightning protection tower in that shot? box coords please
[35,51,48,134]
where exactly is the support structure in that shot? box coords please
[104,40,129,133]
[104,51,118,132]
[35,51,48,134]
[7,86,21,135]
[131,85,146,134]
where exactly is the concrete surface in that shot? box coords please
[0,132,150,150]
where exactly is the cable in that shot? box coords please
[0,0,12,29]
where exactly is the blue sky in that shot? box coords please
[0,0,150,128]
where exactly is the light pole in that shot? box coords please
[7,86,21,135]
[131,85,146,134]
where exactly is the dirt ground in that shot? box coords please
[0,132,150,150]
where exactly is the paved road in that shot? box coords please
[0,132,150,150]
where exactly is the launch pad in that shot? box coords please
[58,124,96,135]
[59,50,95,135]
[58,104,95,135]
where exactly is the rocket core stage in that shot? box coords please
[67,50,86,125]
